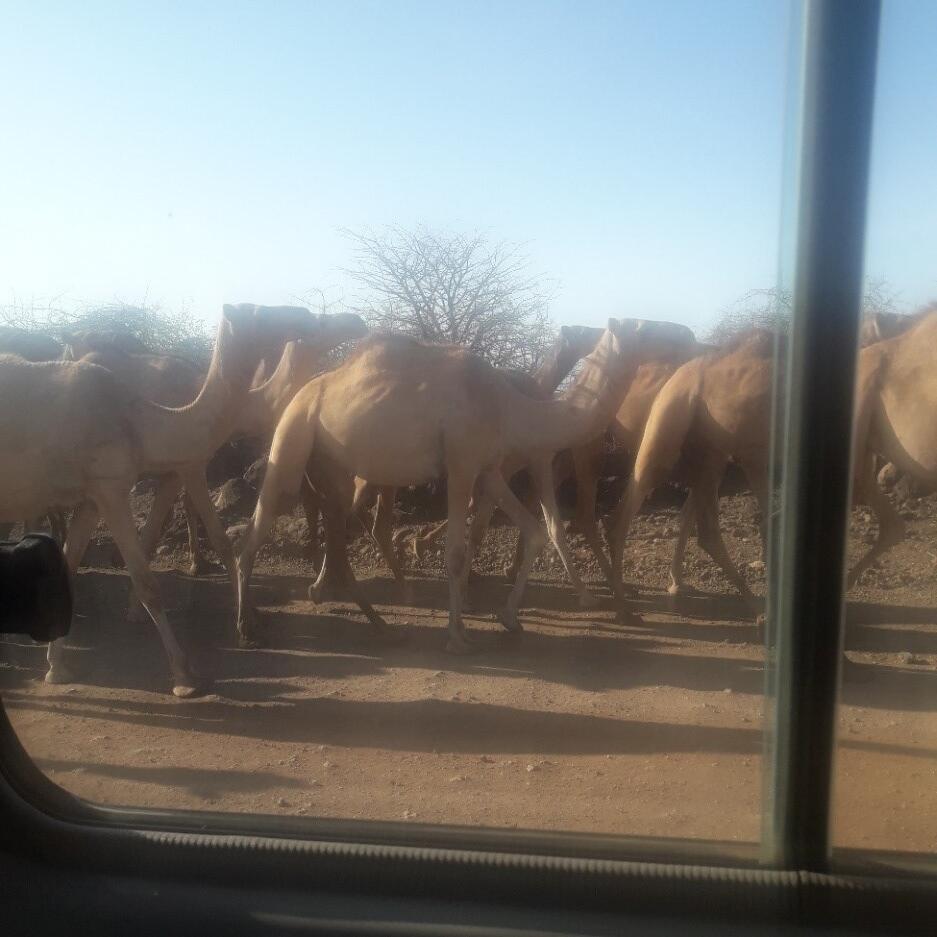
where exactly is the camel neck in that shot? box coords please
[500,334,639,457]
[134,320,261,470]
[238,342,323,439]
[531,347,579,394]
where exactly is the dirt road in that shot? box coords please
[2,493,937,855]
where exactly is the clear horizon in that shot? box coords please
[2,1,934,337]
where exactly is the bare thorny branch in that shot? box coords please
[339,225,556,372]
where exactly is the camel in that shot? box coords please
[67,345,208,572]
[599,329,780,617]
[599,310,924,613]
[308,325,607,601]
[132,327,366,601]
[234,318,697,652]
[847,305,937,585]
[0,326,63,362]
[62,329,150,359]
[0,304,333,695]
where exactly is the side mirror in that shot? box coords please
[0,534,72,642]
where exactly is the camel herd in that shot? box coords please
[0,301,934,697]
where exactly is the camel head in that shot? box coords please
[312,311,369,353]
[219,304,368,384]
[860,310,913,347]
[61,328,149,361]
[607,317,698,363]
[552,325,606,374]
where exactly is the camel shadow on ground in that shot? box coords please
[3,568,937,717]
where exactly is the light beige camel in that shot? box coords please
[6,304,331,695]
[132,328,365,594]
[69,345,208,572]
[234,319,696,652]
[309,325,607,601]
[847,305,937,585]
[468,345,711,599]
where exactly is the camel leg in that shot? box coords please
[53,492,200,697]
[45,500,100,685]
[236,402,321,646]
[126,473,185,622]
[692,469,756,604]
[49,509,68,545]
[315,482,392,635]
[308,471,355,603]
[530,455,598,609]
[458,495,497,608]
[443,469,477,655]
[299,478,324,566]
[96,489,200,697]
[180,467,237,609]
[370,486,411,602]
[181,468,235,574]
[847,465,906,589]
[503,483,542,581]
[667,492,696,596]
[568,446,635,597]
[183,491,210,576]
[477,469,547,633]
[410,518,449,562]
[606,467,663,621]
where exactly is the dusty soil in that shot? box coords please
[3,484,937,857]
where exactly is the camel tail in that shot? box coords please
[632,362,702,485]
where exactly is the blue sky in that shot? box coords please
[1,1,934,336]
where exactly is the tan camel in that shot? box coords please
[847,305,937,585]
[133,327,365,599]
[234,318,696,652]
[601,310,922,611]
[309,325,608,601]
[5,304,331,695]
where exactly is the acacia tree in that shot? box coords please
[341,226,555,372]
[706,275,903,345]
[0,297,213,365]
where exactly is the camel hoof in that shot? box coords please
[497,609,524,634]
[754,614,767,645]
[445,635,477,656]
[238,633,264,649]
[667,582,685,597]
[615,608,643,627]
[577,591,601,610]
[172,676,209,699]
[44,665,78,686]
[187,559,210,577]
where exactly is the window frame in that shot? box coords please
[6,0,936,931]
